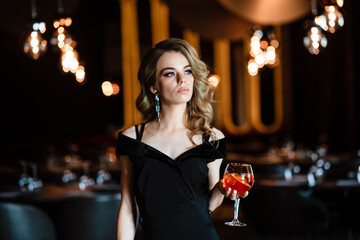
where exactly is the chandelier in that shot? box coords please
[23,0,86,84]
[303,0,344,55]
[23,0,47,60]
[247,26,279,76]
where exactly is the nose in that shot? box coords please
[178,73,186,84]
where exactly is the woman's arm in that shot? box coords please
[207,128,226,211]
[207,128,247,211]
[208,158,225,211]
[117,154,137,240]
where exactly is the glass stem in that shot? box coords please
[233,197,240,220]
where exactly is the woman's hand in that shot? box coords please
[217,181,249,201]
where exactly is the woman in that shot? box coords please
[116,38,243,240]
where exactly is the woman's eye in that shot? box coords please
[164,72,175,77]
[184,70,192,75]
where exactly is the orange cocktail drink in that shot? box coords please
[221,173,254,196]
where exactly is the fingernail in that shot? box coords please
[233,190,237,194]
[227,188,231,192]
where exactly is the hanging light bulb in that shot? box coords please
[316,0,345,33]
[101,80,120,96]
[23,25,48,60]
[320,5,344,33]
[51,16,85,83]
[248,59,258,76]
[302,0,342,55]
[51,12,85,83]
[336,0,344,7]
[50,18,76,51]
[75,66,86,84]
[321,0,344,8]
[61,48,79,73]
[303,24,328,55]
[49,0,85,83]
[247,26,279,76]
[23,0,47,60]
[102,81,114,96]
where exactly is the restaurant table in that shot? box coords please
[0,183,121,240]
[239,173,360,239]
[0,183,120,200]
[257,175,360,190]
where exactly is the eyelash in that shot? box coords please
[163,70,192,77]
[164,72,175,77]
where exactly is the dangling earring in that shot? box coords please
[155,93,160,127]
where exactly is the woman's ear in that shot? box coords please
[150,85,157,94]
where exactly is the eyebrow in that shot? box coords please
[159,65,191,74]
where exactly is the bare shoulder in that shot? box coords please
[120,125,137,139]
[211,127,225,140]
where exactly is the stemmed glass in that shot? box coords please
[28,163,43,191]
[221,163,255,227]
[78,160,95,190]
[19,160,31,191]
[18,160,43,191]
[96,155,112,184]
[62,155,77,184]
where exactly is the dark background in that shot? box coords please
[0,0,359,163]
[0,0,124,161]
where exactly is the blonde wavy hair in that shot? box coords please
[136,38,216,144]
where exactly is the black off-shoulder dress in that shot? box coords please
[116,123,226,240]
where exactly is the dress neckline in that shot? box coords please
[118,133,225,162]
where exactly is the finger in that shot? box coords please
[225,187,232,197]
[230,190,237,201]
[240,191,249,198]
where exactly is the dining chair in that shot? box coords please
[56,193,121,240]
[0,202,56,240]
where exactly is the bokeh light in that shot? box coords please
[321,5,344,33]
[75,66,86,83]
[102,80,120,96]
[112,83,120,95]
[208,74,220,87]
[102,81,113,96]
[51,17,85,83]
[248,59,258,76]
[247,26,279,76]
[303,25,328,55]
[23,21,47,60]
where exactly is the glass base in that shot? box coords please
[225,219,247,227]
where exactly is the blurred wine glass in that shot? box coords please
[316,144,328,158]
[96,155,112,184]
[19,161,43,191]
[307,146,331,187]
[19,160,32,191]
[79,160,95,190]
[284,162,301,182]
[62,155,77,184]
[28,163,43,191]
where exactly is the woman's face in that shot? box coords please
[153,51,194,106]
